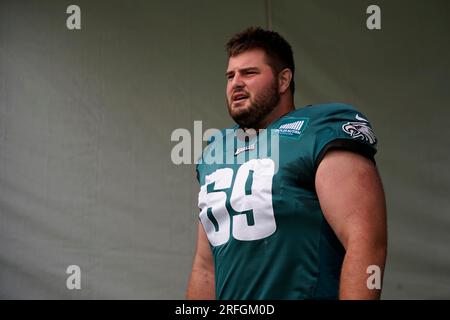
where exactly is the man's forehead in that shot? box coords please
[227,49,269,71]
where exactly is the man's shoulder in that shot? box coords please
[293,102,359,119]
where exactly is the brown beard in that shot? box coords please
[227,80,280,129]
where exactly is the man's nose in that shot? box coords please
[231,74,245,90]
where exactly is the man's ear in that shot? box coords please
[278,68,292,94]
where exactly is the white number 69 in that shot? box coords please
[198,158,277,246]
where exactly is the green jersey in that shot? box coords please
[196,103,377,299]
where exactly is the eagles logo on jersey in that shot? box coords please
[196,103,378,300]
[342,121,377,145]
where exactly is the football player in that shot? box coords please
[186,27,387,300]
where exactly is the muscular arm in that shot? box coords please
[186,222,215,299]
[315,149,387,299]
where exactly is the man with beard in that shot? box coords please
[186,27,387,300]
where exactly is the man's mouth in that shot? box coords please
[232,93,249,104]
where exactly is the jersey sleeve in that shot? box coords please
[310,104,378,171]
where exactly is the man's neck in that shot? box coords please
[253,96,295,130]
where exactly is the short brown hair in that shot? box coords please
[226,27,295,95]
